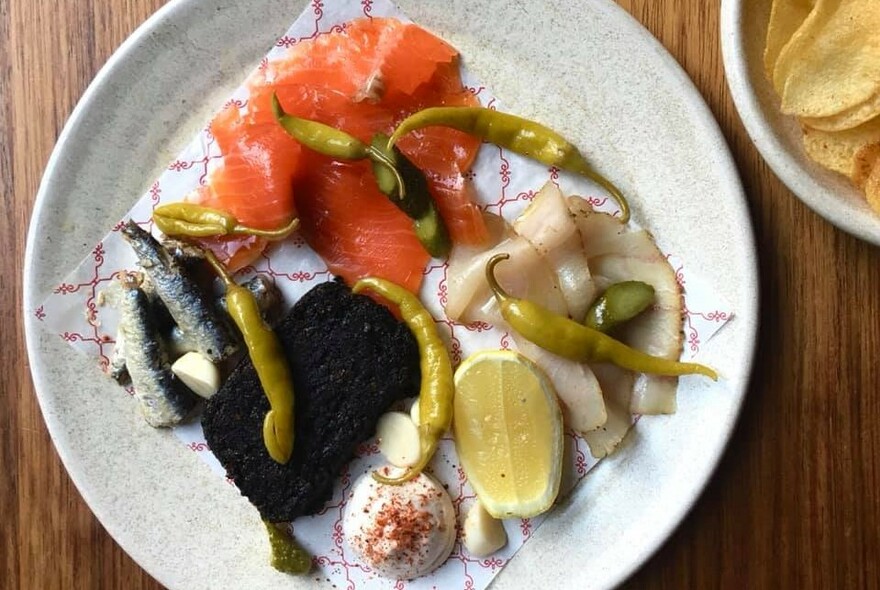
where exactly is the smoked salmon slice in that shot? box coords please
[198,104,300,230]
[253,18,458,104]
[296,158,430,293]
[193,17,485,290]
[392,60,486,245]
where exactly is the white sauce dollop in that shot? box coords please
[343,467,456,580]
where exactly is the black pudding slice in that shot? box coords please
[202,278,420,522]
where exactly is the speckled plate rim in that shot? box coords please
[24,1,759,589]
[720,0,880,246]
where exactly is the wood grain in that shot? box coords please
[3,1,879,589]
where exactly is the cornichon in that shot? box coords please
[585,281,655,332]
[370,133,451,257]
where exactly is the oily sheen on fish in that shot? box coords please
[117,276,199,427]
[121,221,238,362]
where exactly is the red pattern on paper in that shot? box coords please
[51,243,120,370]
[36,3,734,588]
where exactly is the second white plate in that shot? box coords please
[722,0,880,245]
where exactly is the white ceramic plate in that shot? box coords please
[721,0,880,245]
[24,1,758,588]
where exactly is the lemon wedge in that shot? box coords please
[453,350,564,519]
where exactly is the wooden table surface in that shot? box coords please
[3,1,879,588]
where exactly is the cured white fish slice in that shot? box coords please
[445,211,607,433]
[631,372,678,415]
[514,335,607,434]
[583,363,635,458]
[513,183,597,322]
[592,258,682,415]
[443,213,509,322]
[569,196,684,417]
[446,236,567,324]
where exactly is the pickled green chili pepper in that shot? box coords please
[153,203,299,240]
[389,106,630,223]
[263,520,311,574]
[370,133,450,257]
[204,250,295,464]
[585,281,655,333]
[271,93,405,197]
[272,93,450,257]
[486,254,716,379]
[352,277,453,485]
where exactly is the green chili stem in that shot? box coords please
[484,253,512,303]
[365,146,407,200]
[203,248,235,286]
[231,217,300,240]
[568,161,630,224]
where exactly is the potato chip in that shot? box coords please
[763,0,814,78]
[801,116,880,178]
[852,142,880,189]
[864,160,880,214]
[773,0,880,118]
[800,93,880,132]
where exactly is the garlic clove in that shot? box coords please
[376,411,421,468]
[462,500,508,557]
[171,351,221,399]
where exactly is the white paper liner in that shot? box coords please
[34,0,735,587]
